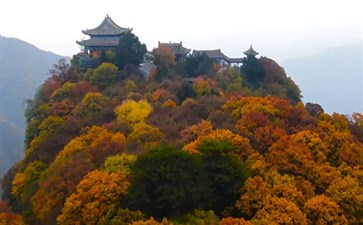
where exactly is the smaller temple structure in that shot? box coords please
[77,15,132,57]
[158,41,191,61]
[243,45,259,57]
[193,49,244,66]
[193,49,230,65]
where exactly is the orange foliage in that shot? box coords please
[219,217,252,225]
[162,99,177,109]
[31,126,126,222]
[131,217,172,225]
[266,135,315,176]
[182,129,253,160]
[151,89,171,102]
[236,176,270,218]
[252,197,307,225]
[0,212,25,225]
[304,194,348,225]
[326,176,363,224]
[57,170,130,225]
[180,120,214,144]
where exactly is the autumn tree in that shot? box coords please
[304,194,348,225]
[326,175,363,224]
[173,209,219,225]
[72,92,111,125]
[305,102,324,118]
[103,153,137,173]
[151,46,176,81]
[31,126,126,224]
[48,59,71,83]
[57,170,130,225]
[251,197,307,225]
[115,99,153,129]
[85,62,119,90]
[219,217,252,225]
[131,217,172,225]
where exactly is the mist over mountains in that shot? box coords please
[282,42,362,115]
[0,36,66,178]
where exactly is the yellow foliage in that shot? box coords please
[326,176,363,224]
[11,173,25,199]
[25,115,64,156]
[128,122,164,143]
[183,129,253,160]
[115,99,153,128]
[290,130,330,163]
[223,96,289,119]
[235,176,271,218]
[103,153,137,173]
[251,197,308,225]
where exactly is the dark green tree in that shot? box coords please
[114,32,147,69]
[185,53,213,77]
[176,82,197,102]
[241,56,265,89]
[198,139,251,215]
[126,145,209,219]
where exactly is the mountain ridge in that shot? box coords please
[282,41,362,115]
[0,35,68,180]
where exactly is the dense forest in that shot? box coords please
[1,32,362,225]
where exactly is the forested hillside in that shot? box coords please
[1,32,362,225]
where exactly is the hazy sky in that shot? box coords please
[0,0,361,62]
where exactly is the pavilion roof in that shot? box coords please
[158,42,191,55]
[76,38,120,47]
[193,49,226,59]
[82,15,131,36]
[243,45,259,56]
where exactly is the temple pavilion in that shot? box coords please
[77,15,132,58]
[244,45,259,57]
[158,41,191,61]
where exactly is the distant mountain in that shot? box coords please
[282,42,362,115]
[0,36,67,178]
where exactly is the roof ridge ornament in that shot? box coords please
[244,44,259,56]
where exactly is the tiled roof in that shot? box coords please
[82,15,131,36]
[193,49,225,59]
[76,38,120,47]
[193,50,246,64]
[243,45,259,56]
[158,42,191,55]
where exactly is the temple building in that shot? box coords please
[77,15,132,58]
[193,49,230,65]
[158,41,191,61]
[193,49,244,66]
[243,45,259,57]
